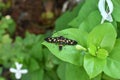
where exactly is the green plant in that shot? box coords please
[43,0,120,80]
[1,0,120,80]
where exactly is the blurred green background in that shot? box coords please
[0,0,83,80]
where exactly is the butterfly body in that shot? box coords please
[44,36,77,50]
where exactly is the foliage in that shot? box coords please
[0,14,60,80]
[1,0,120,80]
[43,0,120,80]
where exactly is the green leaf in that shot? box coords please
[0,44,14,63]
[97,49,108,59]
[66,64,89,80]
[91,74,101,80]
[55,3,83,31]
[57,63,89,80]
[30,42,43,61]
[23,32,36,47]
[22,68,44,80]
[3,17,16,35]
[42,28,88,66]
[0,77,5,80]
[117,23,120,38]
[69,0,98,27]
[87,23,117,52]
[43,48,61,70]
[0,67,3,75]
[102,73,118,80]
[28,58,40,71]
[0,30,5,35]
[84,54,106,78]
[0,22,8,29]
[0,17,15,35]
[79,10,101,32]
[103,39,120,79]
[23,33,44,48]
[7,20,16,35]
[2,34,12,44]
[88,44,97,56]
[112,0,120,22]
[57,63,66,80]
[0,2,5,10]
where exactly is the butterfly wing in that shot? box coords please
[63,38,77,45]
[44,37,58,43]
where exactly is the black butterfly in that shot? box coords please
[44,36,77,51]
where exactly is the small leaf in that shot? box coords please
[0,30,5,35]
[2,34,12,44]
[103,39,120,79]
[0,22,8,29]
[55,3,82,31]
[84,54,106,78]
[88,44,97,56]
[28,58,40,71]
[30,43,43,60]
[97,49,108,59]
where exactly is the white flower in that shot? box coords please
[5,15,11,19]
[98,0,114,24]
[76,0,81,3]
[62,0,81,12]
[62,1,69,12]
[10,62,28,79]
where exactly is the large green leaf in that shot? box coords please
[112,0,120,22]
[57,63,89,80]
[84,54,106,78]
[87,23,117,52]
[42,28,88,66]
[55,3,83,31]
[79,10,101,32]
[69,0,99,27]
[103,39,120,79]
